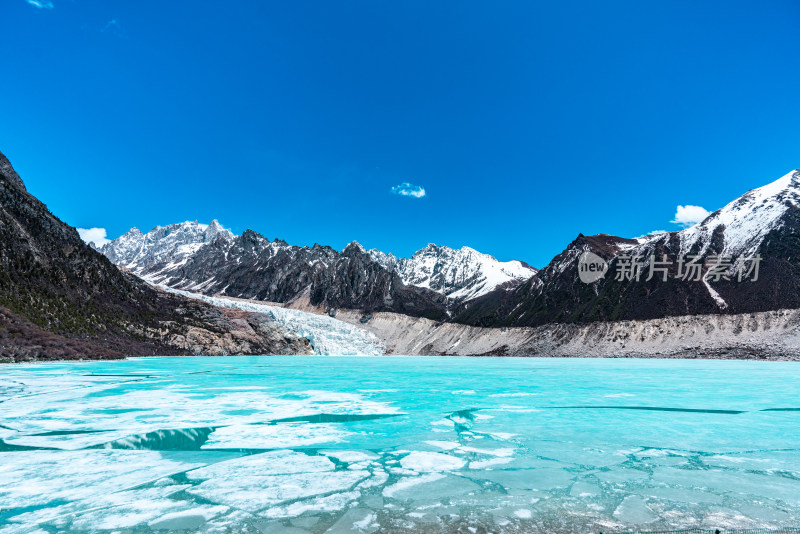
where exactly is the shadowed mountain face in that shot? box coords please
[454,170,800,327]
[99,221,536,319]
[102,228,454,321]
[0,151,312,361]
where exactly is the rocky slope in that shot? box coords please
[0,151,312,361]
[455,169,800,327]
[334,306,800,360]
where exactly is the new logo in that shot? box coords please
[578,251,608,284]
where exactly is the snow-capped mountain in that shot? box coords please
[99,167,800,329]
[456,168,800,327]
[101,226,451,319]
[675,169,800,259]
[101,220,234,271]
[370,244,536,301]
[100,223,536,313]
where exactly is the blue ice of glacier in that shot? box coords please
[164,287,384,356]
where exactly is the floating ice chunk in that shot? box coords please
[400,452,465,472]
[570,481,601,498]
[188,450,335,479]
[324,508,378,533]
[383,473,446,498]
[149,506,227,530]
[0,451,205,510]
[595,468,650,484]
[4,430,143,451]
[391,474,480,501]
[356,470,389,490]
[514,509,532,519]
[474,468,574,491]
[613,495,657,524]
[488,432,517,441]
[188,472,369,513]
[202,423,352,449]
[321,450,379,463]
[4,485,194,528]
[644,486,723,505]
[459,446,514,457]
[264,491,362,519]
[469,457,513,469]
[430,419,455,428]
[652,466,800,505]
[424,441,460,451]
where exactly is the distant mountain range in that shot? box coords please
[98,224,536,319]
[3,145,800,361]
[100,168,800,329]
[0,151,311,361]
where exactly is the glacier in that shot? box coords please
[164,287,384,356]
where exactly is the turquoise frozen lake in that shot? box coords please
[1,356,799,533]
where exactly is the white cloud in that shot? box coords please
[671,205,711,227]
[102,18,126,37]
[77,227,111,248]
[391,182,426,198]
[26,0,54,8]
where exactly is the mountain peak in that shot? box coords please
[0,151,26,191]
[343,241,366,254]
[676,168,800,259]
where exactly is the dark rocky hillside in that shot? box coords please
[0,151,311,361]
[111,228,451,321]
[455,170,800,327]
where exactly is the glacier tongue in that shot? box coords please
[164,288,384,356]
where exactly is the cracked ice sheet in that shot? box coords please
[0,450,208,510]
[650,466,800,505]
[1,385,397,448]
[185,451,372,514]
[6,485,227,532]
[4,430,145,451]
[202,422,353,449]
[320,450,379,463]
[187,450,336,478]
[383,473,447,498]
[400,451,465,472]
[186,471,370,513]
[263,491,362,519]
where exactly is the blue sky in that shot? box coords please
[2,1,799,267]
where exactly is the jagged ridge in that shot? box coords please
[101,225,535,318]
